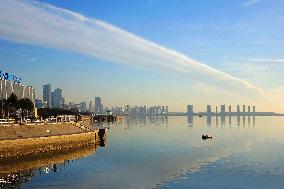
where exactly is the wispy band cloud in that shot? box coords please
[0,0,263,97]
[241,0,261,7]
[224,57,284,64]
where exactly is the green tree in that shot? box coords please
[0,99,5,118]
[6,93,20,121]
[7,93,19,109]
[38,108,78,119]
[19,98,34,120]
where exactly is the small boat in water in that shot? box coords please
[202,135,213,140]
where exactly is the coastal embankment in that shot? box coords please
[0,144,97,174]
[0,122,99,163]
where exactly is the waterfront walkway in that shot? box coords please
[0,123,90,140]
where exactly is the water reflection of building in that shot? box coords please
[0,171,34,188]
[98,129,107,147]
[187,115,193,126]
[248,116,251,126]
[216,114,219,126]
[206,116,211,126]
[237,115,255,127]
[237,116,240,126]
[221,115,225,125]
[187,116,255,128]
[125,116,168,127]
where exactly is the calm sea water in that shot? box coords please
[1,116,284,189]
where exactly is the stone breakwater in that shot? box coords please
[0,123,99,163]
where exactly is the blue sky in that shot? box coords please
[0,0,283,112]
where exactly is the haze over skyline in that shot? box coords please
[0,0,283,112]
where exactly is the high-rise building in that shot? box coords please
[228,105,232,116]
[80,102,87,112]
[206,105,211,116]
[88,101,93,112]
[35,99,44,109]
[51,92,54,108]
[0,78,35,102]
[237,105,240,116]
[221,104,225,116]
[248,106,251,116]
[43,84,51,107]
[53,88,62,108]
[187,105,193,116]
[165,106,168,114]
[253,106,256,115]
[62,97,66,106]
[243,105,246,115]
[95,97,103,114]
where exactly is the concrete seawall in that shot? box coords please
[0,139,98,174]
[0,123,99,162]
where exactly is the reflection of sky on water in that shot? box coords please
[2,116,283,189]
[0,158,82,189]
[0,140,101,188]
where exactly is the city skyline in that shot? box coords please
[0,0,284,112]
[38,83,280,116]
[39,82,280,114]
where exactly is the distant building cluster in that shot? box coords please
[36,84,170,116]
[67,97,103,114]
[187,104,256,116]
[35,83,106,114]
[33,83,280,117]
[186,104,276,116]
[111,105,168,116]
[36,84,64,109]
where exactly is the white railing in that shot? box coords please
[0,118,15,124]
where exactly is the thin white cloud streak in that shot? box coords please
[241,0,261,7]
[240,58,284,64]
[0,0,263,97]
[224,57,284,64]
[29,58,37,63]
